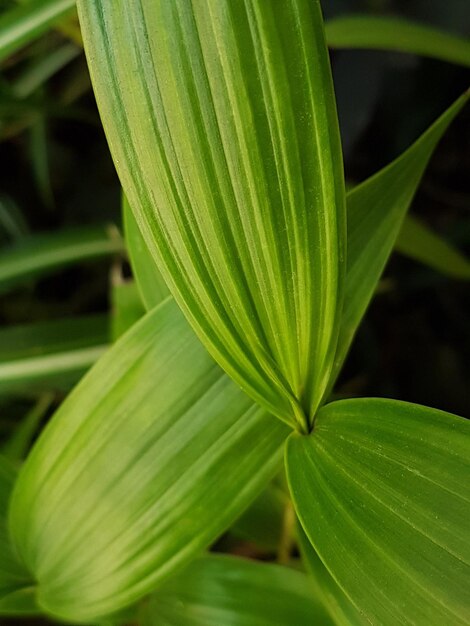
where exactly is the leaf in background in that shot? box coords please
[140,554,334,626]
[286,398,470,625]
[9,299,289,623]
[29,113,54,209]
[397,214,470,279]
[298,525,366,626]
[0,195,29,244]
[110,276,146,340]
[0,225,124,294]
[1,392,54,462]
[0,314,109,396]
[0,455,37,615]
[12,42,80,99]
[230,483,287,551]
[123,195,170,311]
[329,92,468,389]
[325,15,470,68]
[0,0,77,64]
[78,0,346,432]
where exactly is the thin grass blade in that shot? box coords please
[326,15,470,67]
[0,0,76,64]
[330,92,468,390]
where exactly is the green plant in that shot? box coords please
[1,1,469,625]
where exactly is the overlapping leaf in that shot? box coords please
[286,398,470,625]
[124,91,468,397]
[9,299,289,623]
[140,554,333,626]
[78,0,346,432]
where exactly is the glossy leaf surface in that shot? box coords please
[0,0,76,64]
[286,398,470,625]
[78,0,346,431]
[0,456,37,615]
[331,92,468,387]
[140,554,333,626]
[325,16,470,67]
[9,299,289,623]
[397,214,470,279]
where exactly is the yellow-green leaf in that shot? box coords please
[0,456,37,616]
[9,300,288,623]
[78,0,346,432]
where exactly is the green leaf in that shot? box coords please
[140,554,333,626]
[123,195,170,312]
[396,214,470,279]
[0,226,123,294]
[9,299,289,623]
[330,92,469,388]
[0,315,109,396]
[325,15,470,68]
[286,398,470,625]
[298,525,366,626]
[78,0,346,432]
[0,0,76,64]
[0,455,37,615]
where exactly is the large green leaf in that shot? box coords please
[298,525,366,626]
[330,92,468,387]
[0,0,76,64]
[123,195,170,311]
[9,299,289,623]
[325,16,470,68]
[396,214,470,279]
[286,398,470,625]
[78,0,346,432]
[0,226,123,294]
[0,455,37,615]
[140,554,333,626]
